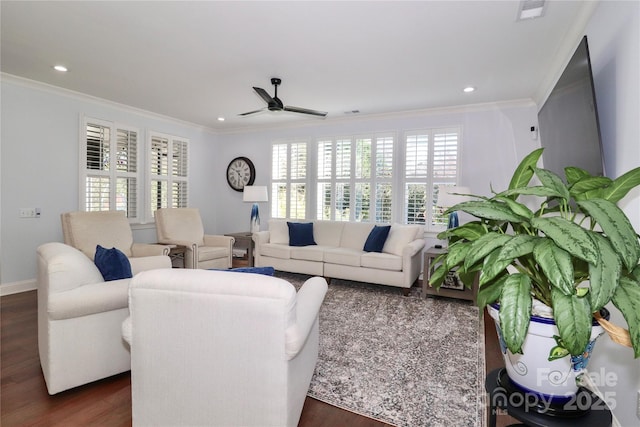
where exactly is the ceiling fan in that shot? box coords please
[239,78,327,117]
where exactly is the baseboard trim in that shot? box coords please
[0,279,37,296]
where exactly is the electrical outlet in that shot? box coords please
[19,208,40,218]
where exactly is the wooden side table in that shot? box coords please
[422,246,478,303]
[224,232,255,267]
[162,244,187,268]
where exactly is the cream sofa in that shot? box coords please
[254,220,425,293]
[36,242,171,394]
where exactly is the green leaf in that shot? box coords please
[498,235,539,261]
[495,196,534,220]
[438,221,487,241]
[428,261,448,288]
[551,287,592,356]
[533,238,574,295]
[611,276,640,358]
[578,199,640,271]
[455,200,526,223]
[602,167,640,203]
[444,241,472,268]
[509,148,543,193]
[479,248,513,286]
[531,217,599,264]
[565,167,591,186]
[476,274,508,311]
[499,274,532,354]
[548,345,570,361]
[588,233,621,312]
[534,168,571,200]
[464,233,512,271]
[501,186,566,199]
[570,176,614,197]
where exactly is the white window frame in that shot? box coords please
[79,116,141,222]
[147,131,190,223]
[271,140,308,219]
[403,127,461,232]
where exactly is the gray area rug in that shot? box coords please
[277,272,486,427]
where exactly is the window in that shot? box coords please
[316,134,394,222]
[404,128,460,231]
[271,141,307,219]
[81,118,140,220]
[269,127,460,231]
[149,132,189,218]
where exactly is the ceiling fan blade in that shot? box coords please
[253,87,274,104]
[238,108,266,116]
[284,106,328,117]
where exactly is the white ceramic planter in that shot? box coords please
[488,304,606,402]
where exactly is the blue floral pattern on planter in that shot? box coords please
[571,339,597,372]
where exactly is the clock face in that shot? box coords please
[226,156,256,192]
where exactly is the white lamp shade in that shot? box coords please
[436,186,471,208]
[243,186,268,203]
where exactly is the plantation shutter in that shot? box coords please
[149,133,189,217]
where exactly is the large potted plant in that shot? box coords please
[430,148,640,401]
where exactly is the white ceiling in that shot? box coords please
[1,1,596,132]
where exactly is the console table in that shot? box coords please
[485,368,612,427]
[225,232,255,267]
[423,246,478,302]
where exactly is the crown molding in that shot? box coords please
[1,73,218,135]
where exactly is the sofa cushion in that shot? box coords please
[288,222,317,246]
[269,219,289,244]
[290,245,326,262]
[198,245,230,261]
[94,245,133,281]
[363,225,391,252]
[382,224,421,256]
[324,248,362,267]
[361,252,403,271]
[339,222,375,250]
[313,221,344,247]
[261,243,292,259]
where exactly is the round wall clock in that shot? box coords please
[226,156,256,192]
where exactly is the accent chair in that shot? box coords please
[154,207,234,269]
[122,268,328,427]
[61,210,171,272]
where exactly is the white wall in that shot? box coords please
[0,76,220,288]
[0,74,539,292]
[583,2,640,426]
[215,102,539,234]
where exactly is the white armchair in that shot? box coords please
[61,210,170,273]
[154,207,234,269]
[36,242,172,395]
[123,269,328,427]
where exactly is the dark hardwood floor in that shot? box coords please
[1,266,516,426]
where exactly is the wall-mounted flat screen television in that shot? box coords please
[537,35,605,180]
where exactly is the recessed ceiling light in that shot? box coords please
[517,0,546,21]
[53,65,68,72]
[463,86,475,93]
[217,117,225,122]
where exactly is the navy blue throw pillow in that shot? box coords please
[227,266,275,276]
[287,222,317,247]
[94,245,133,281]
[363,225,391,253]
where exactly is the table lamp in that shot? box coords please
[243,185,268,233]
[436,186,471,230]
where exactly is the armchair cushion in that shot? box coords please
[94,245,133,281]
